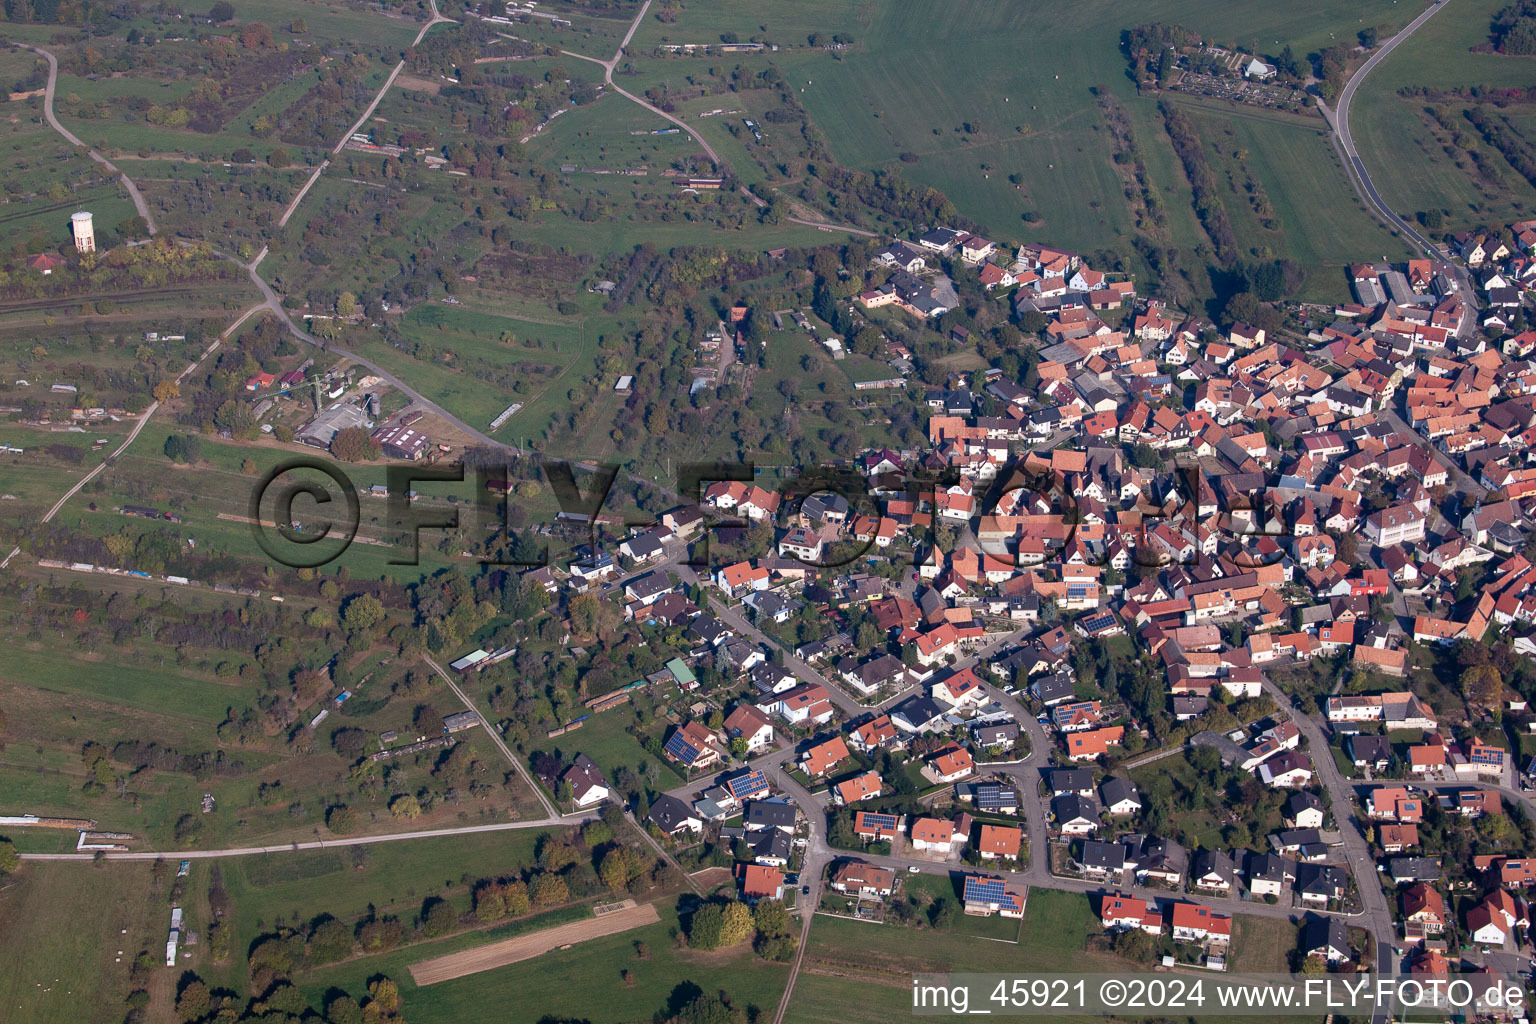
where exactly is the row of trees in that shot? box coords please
[1159,101,1237,265]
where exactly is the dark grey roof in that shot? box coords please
[689,616,732,644]
[1079,839,1125,870]
[891,695,945,728]
[1126,835,1187,875]
[1286,791,1323,815]
[626,571,672,599]
[1032,671,1075,704]
[1347,734,1392,763]
[1303,914,1350,958]
[648,794,698,833]
[1387,856,1441,882]
[1246,851,1296,883]
[1193,848,1235,883]
[744,799,797,830]
[1298,862,1348,895]
[972,720,1020,745]
[1051,793,1101,827]
[748,829,792,861]
[1100,776,1141,810]
[1051,768,1095,795]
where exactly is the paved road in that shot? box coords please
[1380,407,1489,500]
[1324,0,1477,335]
[763,754,834,1024]
[239,250,681,505]
[1261,675,1397,1004]
[276,0,455,228]
[1329,0,1449,260]
[19,43,159,235]
[19,816,573,861]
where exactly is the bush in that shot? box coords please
[173,814,203,847]
[325,805,356,834]
[419,897,458,937]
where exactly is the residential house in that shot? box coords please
[1052,793,1101,835]
[924,744,977,784]
[664,721,721,769]
[853,810,901,842]
[1467,890,1519,945]
[961,874,1025,918]
[723,705,775,754]
[1303,915,1352,965]
[1246,852,1296,898]
[1078,839,1127,880]
[559,754,611,809]
[1403,883,1446,941]
[1297,863,1347,906]
[648,794,703,836]
[1170,902,1231,944]
[910,815,967,855]
[739,863,785,903]
[1101,777,1142,817]
[829,859,896,898]
[1100,893,1163,935]
[978,824,1023,862]
[834,770,884,806]
[800,735,851,777]
[1192,850,1236,894]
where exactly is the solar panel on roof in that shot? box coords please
[726,769,768,797]
[665,733,700,761]
[963,876,1008,903]
[859,812,898,829]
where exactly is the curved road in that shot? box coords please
[239,256,682,502]
[561,0,725,166]
[19,43,158,234]
[558,0,876,238]
[1325,0,1476,332]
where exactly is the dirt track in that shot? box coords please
[408,902,660,985]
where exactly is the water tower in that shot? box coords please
[71,211,95,253]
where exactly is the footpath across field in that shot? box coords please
[407,901,661,985]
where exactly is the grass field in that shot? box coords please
[1227,914,1301,973]
[1177,99,1411,298]
[524,93,701,173]
[787,891,1301,1024]
[659,0,1423,290]
[1349,0,1536,232]
[530,705,688,791]
[0,862,168,1024]
[0,52,139,246]
[197,826,563,991]
[785,890,1118,1024]
[626,0,871,51]
[297,899,790,1024]
[488,7,637,59]
[226,0,426,50]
